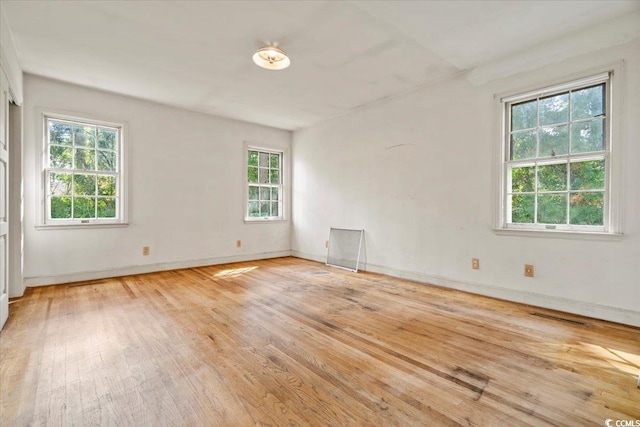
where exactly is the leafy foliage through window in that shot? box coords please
[246,149,282,219]
[504,75,610,230]
[45,117,122,223]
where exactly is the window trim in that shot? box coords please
[493,63,624,238]
[243,142,288,223]
[36,109,128,228]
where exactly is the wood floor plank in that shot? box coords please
[1,256,638,426]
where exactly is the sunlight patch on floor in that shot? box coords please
[579,342,640,377]
[214,266,258,278]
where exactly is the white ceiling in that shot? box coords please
[2,0,639,130]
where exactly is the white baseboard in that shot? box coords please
[291,250,640,328]
[292,251,326,264]
[24,250,293,287]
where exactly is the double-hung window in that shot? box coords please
[43,114,125,225]
[245,147,283,220]
[500,72,617,234]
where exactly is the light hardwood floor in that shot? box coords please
[1,257,638,426]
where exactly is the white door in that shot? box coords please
[0,70,10,330]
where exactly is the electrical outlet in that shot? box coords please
[472,258,480,270]
[524,264,534,277]
[142,246,150,256]
[236,240,242,248]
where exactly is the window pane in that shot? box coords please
[75,148,95,170]
[504,79,610,231]
[97,128,117,150]
[50,196,72,218]
[49,121,72,145]
[74,125,96,148]
[510,130,536,160]
[97,197,117,218]
[97,150,117,171]
[270,154,280,168]
[259,186,271,201]
[248,185,259,200]
[539,93,569,126]
[50,145,73,169]
[572,84,604,121]
[248,201,259,217]
[259,152,269,167]
[73,197,96,218]
[259,168,269,184]
[45,117,124,225]
[571,118,604,154]
[511,100,537,131]
[247,149,283,220]
[570,192,604,226]
[510,194,534,223]
[539,125,568,157]
[97,175,116,196]
[537,163,567,191]
[248,151,259,166]
[511,166,535,193]
[538,194,567,224]
[50,172,71,195]
[247,166,258,183]
[74,174,96,196]
[270,169,280,184]
[570,160,605,190]
[260,202,270,217]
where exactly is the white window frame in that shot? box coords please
[37,109,128,228]
[494,65,623,238]
[244,142,286,222]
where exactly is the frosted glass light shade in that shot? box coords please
[252,46,290,70]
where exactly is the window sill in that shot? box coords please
[493,227,623,241]
[36,223,129,231]
[244,218,288,224]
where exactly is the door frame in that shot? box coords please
[0,68,11,330]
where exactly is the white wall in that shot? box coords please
[23,75,291,285]
[292,40,640,326]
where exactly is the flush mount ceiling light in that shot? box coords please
[252,45,290,70]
